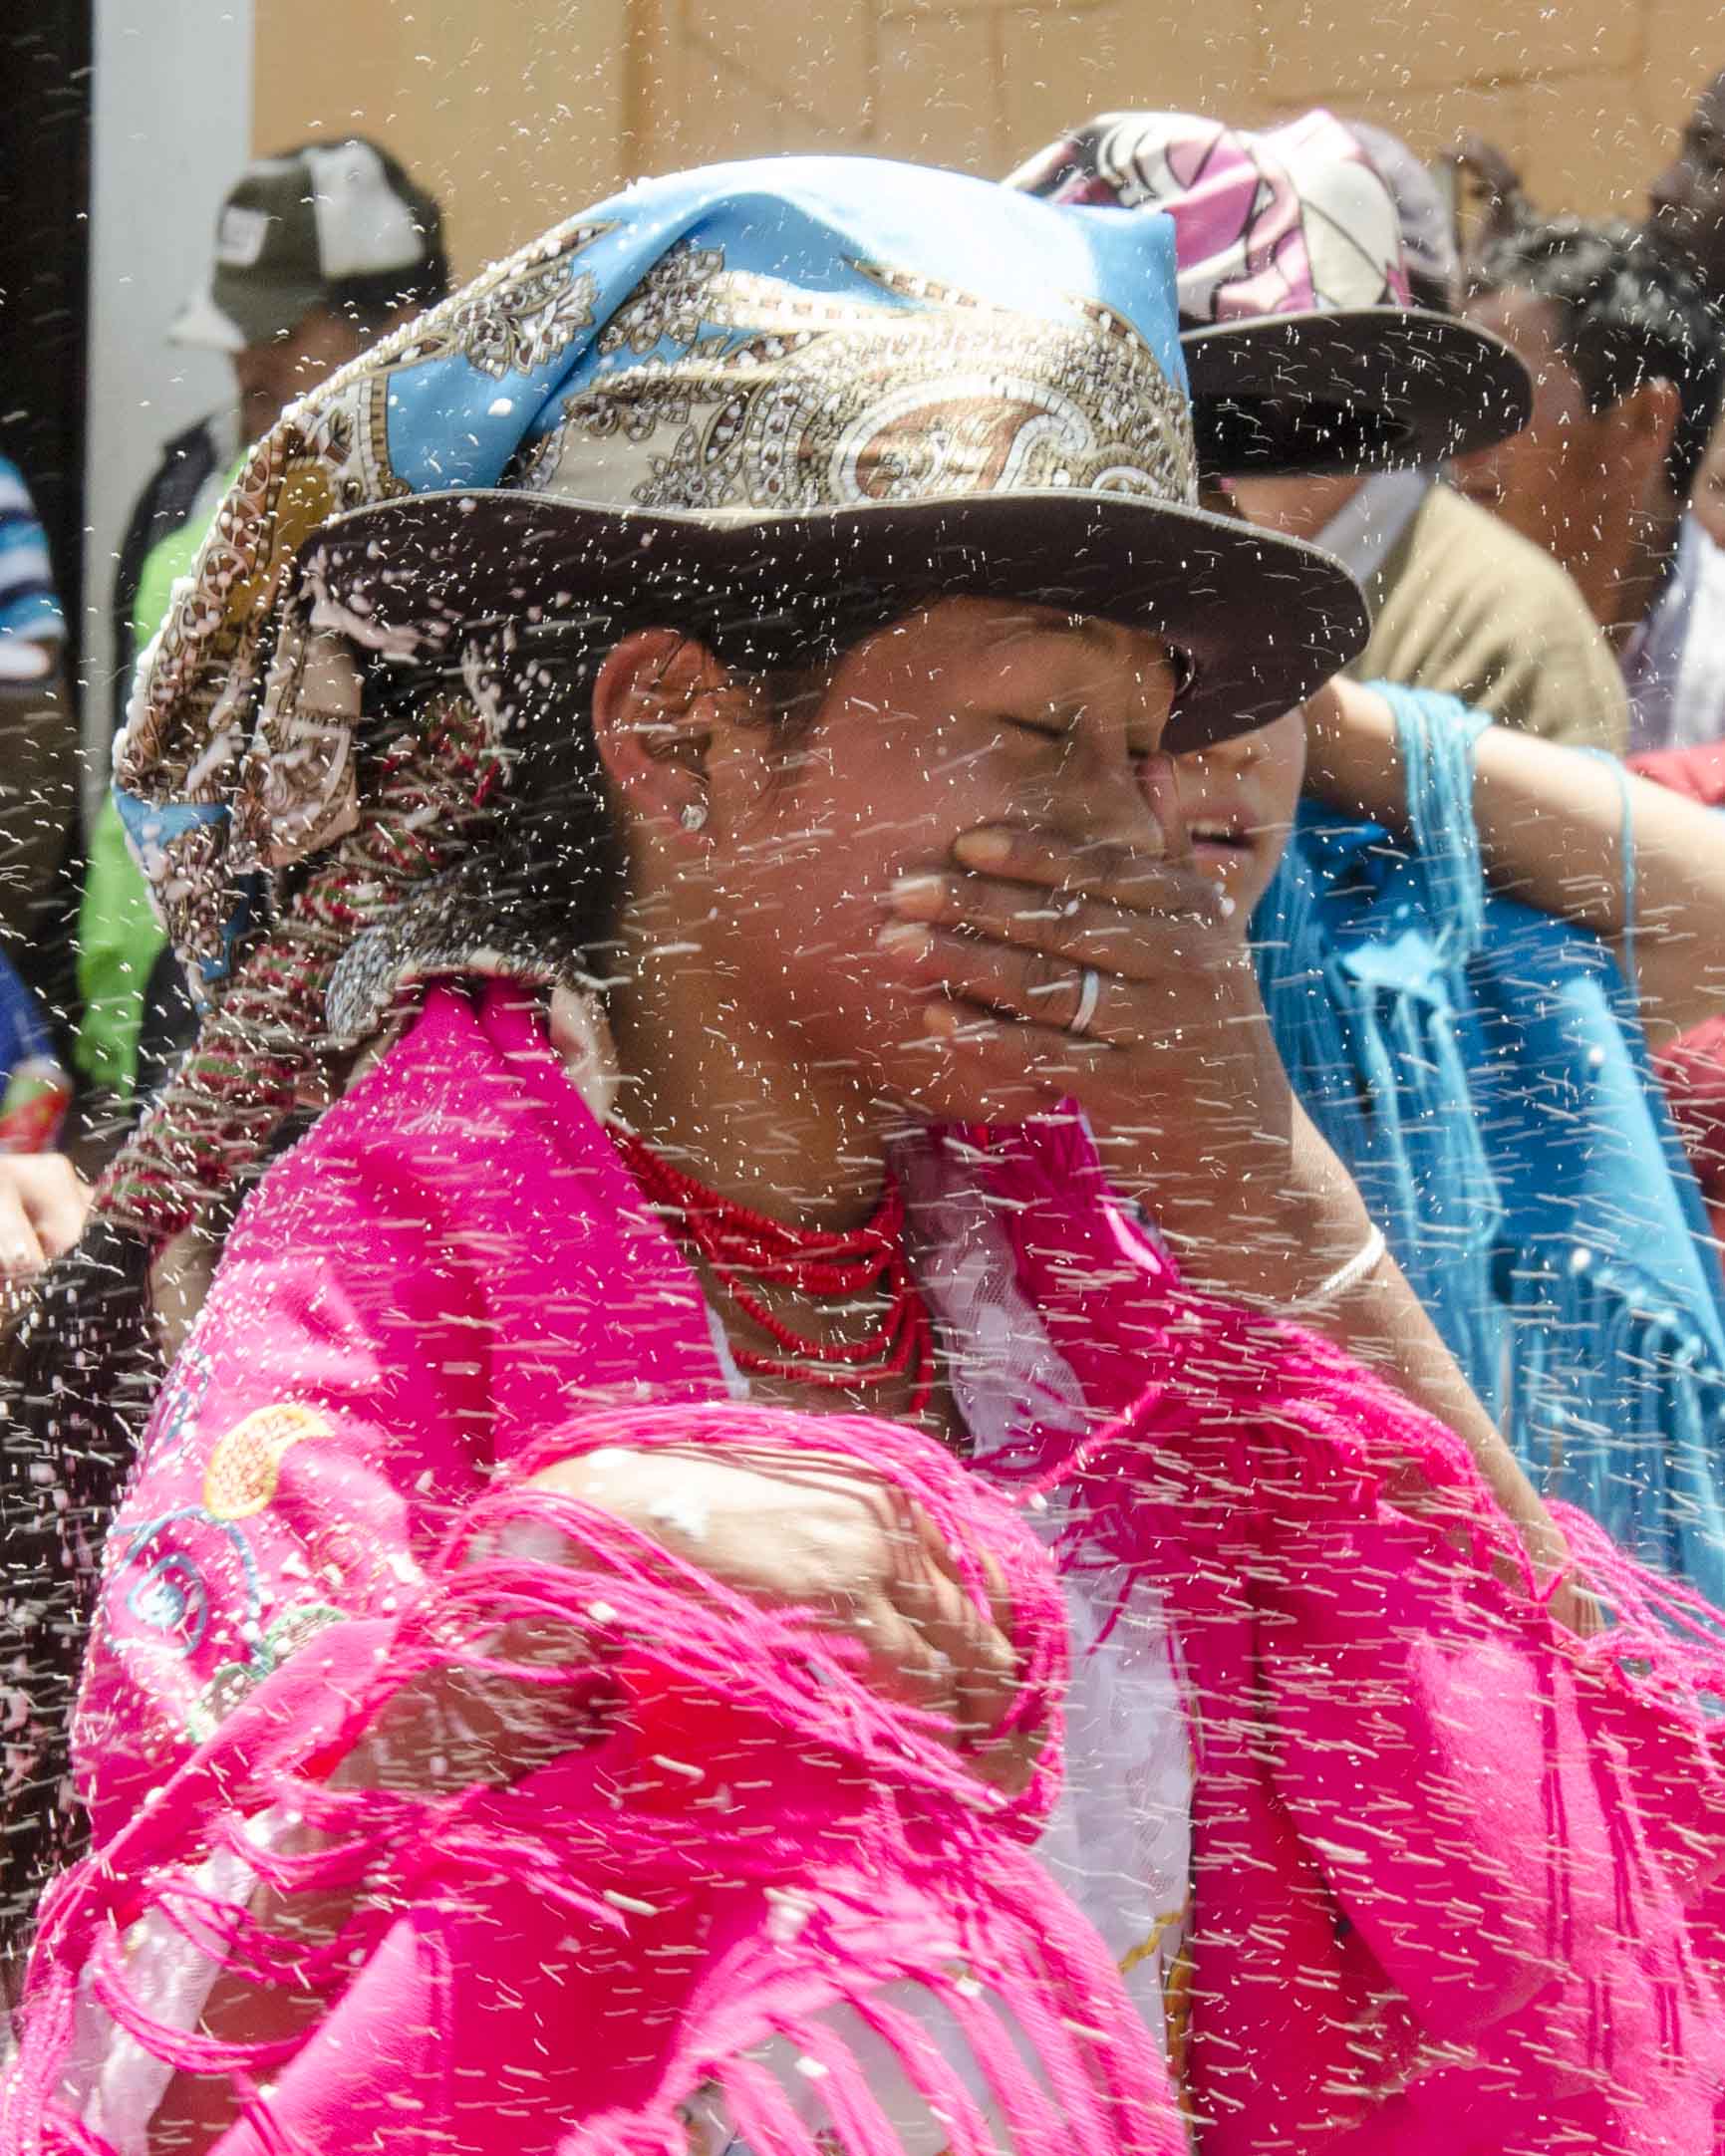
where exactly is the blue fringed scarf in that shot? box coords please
[1254,682,1725,1602]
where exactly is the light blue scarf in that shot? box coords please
[1254,682,1725,1602]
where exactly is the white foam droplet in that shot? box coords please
[646,1486,711,1542]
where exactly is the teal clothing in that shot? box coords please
[76,471,238,1097]
[75,800,164,1096]
[1256,684,1725,1604]
[0,454,65,645]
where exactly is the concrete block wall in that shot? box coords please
[254,0,1725,279]
[253,0,636,279]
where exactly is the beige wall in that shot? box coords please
[255,0,1725,280]
[253,0,640,277]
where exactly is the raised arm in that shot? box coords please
[1304,677,1725,1045]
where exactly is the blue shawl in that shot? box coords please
[0,950,52,1086]
[1254,683,1725,1603]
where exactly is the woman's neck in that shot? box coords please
[605,936,898,1231]
[1611,493,1685,652]
[602,943,964,1446]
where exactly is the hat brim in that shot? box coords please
[1181,309,1533,475]
[171,276,333,354]
[299,489,1368,753]
[168,285,250,355]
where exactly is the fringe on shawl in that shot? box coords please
[1504,1250,1725,1639]
[969,1183,1725,2104]
[1042,1295,1725,1712]
[1255,883,1511,1407]
[965,1110,1725,1728]
[8,1406,1187,2156]
[1252,691,1509,1413]
[1254,683,1725,1608]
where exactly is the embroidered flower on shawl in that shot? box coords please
[185,1600,348,1745]
[597,239,727,357]
[115,1508,265,1671]
[447,257,602,381]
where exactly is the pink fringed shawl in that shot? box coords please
[8,982,1725,2154]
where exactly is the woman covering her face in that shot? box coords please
[4,159,1723,2156]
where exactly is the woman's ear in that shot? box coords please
[590,628,732,841]
[1609,378,1683,507]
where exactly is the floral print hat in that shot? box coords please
[1007,110,1534,474]
[104,154,1367,1243]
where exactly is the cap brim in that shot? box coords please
[299,489,1368,753]
[1181,309,1534,476]
[168,286,249,354]
[171,277,332,353]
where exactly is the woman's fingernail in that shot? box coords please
[888,874,945,918]
[877,921,933,958]
[954,830,1010,870]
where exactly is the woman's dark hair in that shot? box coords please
[1403,266,1453,317]
[1467,215,1725,497]
[351,597,849,994]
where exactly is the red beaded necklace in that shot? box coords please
[610,1125,938,1415]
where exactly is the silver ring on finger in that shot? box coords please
[1070,964,1103,1037]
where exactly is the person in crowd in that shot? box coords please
[0,452,82,1256]
[1652,73,1725,556]
[109,137,449,740]
[5,157,1720,2156]
[0,454,75,962]
[1649,64,1725,313]
[1008,110,1631,754]
[1690,404,1725,548]
[77,138,451,1121]
[0,455,69,662]
[1622,738,1725,1248]
[0,141,455,1294]
[1444,131,1529,253]
[1456,216,1725,753]
[1630,81,1725,1191]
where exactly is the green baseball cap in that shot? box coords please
[170,139,442,353]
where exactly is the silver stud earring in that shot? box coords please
[680,800,709,832]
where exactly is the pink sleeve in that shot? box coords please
[76,981,726,1840]
[75,1078,493,1840]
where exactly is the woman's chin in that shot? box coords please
[1195,848,1277,924]
[880,1041,1084,1131]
